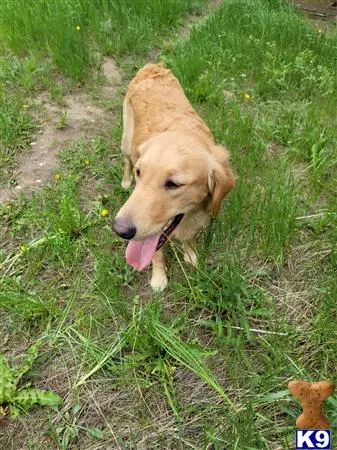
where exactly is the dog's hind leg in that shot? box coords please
[121,98,134,190]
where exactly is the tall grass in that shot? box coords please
[164,0,337,265]
[165,0,337,102]
[0,91,36,183]
[0,0,203,80]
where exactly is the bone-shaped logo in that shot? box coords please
[288,380,335,429]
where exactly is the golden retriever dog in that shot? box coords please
[113,64,235,291]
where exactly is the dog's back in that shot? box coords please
[125,64,213,158]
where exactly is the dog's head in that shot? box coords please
[113,131,235,270]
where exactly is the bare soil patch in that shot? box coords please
[101,56,122,98]
[0,57,121,204]
[294,0,337,30]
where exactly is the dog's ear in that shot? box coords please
[208,145,235,218]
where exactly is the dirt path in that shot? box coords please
[0,57,121,203]
[294,0,337,30]
[295,0,336,17]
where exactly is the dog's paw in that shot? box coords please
[184,248,197,266]
[150,272,168,292]
[121,179,131,190]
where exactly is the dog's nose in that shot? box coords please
[113,218,136,240]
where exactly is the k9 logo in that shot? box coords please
[296,429,331,449]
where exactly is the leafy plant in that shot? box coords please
[56,110,68,129]
[55,403,104,450]
[0,341,62,417]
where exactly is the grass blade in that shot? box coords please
[149,318,236,411]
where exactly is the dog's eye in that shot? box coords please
[135,168,140,177]
[164,179,181,190]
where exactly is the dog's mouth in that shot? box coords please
[125,213,184,271]
[156,213,184,251]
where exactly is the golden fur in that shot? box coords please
[114,63,235,291]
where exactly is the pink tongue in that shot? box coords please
[125,233,161,271]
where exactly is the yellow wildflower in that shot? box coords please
[20,245,28,253]
[54,173,61,180]
[84,159,90,165]
[244,93,251,101]
[101,208,109,217]
[76,25,80,31]
[23,104,29,109]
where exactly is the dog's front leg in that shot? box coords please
[183,240,197,266]
[151,248,167,292]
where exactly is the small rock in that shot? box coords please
[223,90,235,101]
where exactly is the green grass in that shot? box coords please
[0,90,37,183]
[0,0,204,185]
[1,0,337,448]
[0,0,204,81]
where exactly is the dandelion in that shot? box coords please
[244,93,252,101]
[20,245,28,253]
[22,104,29,109]
[76,25,80,31]
[84,159,90,166]
[101,208,109,217]
[54,173,61,180]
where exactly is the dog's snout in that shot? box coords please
[113,217,136,240]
